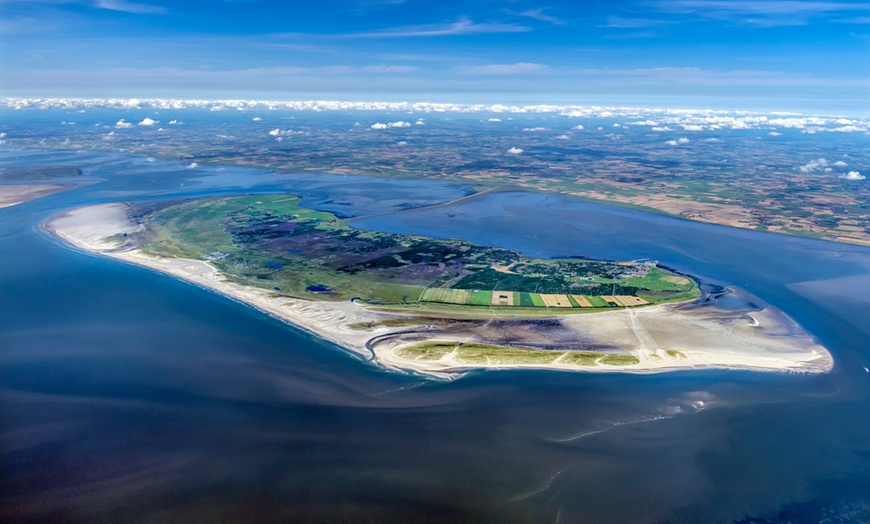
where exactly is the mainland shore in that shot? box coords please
[45,203,834,378]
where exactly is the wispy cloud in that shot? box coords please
[653,0,870,25]
[347,17,531,37]
[599,16,666,28]
[96,0,166,14]
[579,66,870,87]
[461,62,548,74]
[515,8,566,25]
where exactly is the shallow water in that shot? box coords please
[2,149,870,522]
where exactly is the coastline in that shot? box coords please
[45,202,834,378]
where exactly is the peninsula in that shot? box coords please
[46,196,833,377]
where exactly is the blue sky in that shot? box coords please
[1,0,868,112]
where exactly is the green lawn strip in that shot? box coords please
[598,354,641,365]
[518,292,535,307]
[372,302,615,318]
[585,295,610,307]
[464,289,493,306]
[395,341,639,367]
[623,266,693,292]
[530,294,546,307]
[567,295,581,308]
[637,286,701,305]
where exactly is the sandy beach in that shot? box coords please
[46,203,834,378]
[0,184,71,208]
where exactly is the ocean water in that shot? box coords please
[2,149,870,523]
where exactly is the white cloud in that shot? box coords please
[830,125,867,133]
[507,147,524,154]
[187,162,198,169]
[652,126,672,131]
[252,117,262,121]
[768,131,782,136]
[682,124,704,131]
[168,119,182,124]
[138,117,157,126]
[665,137,690,146]
[843,171,865,180]
[572,124,584,130]
[799,158,829,173]
[488,118,502,122]
[463,62,547,75]
[833,160,848,167]
[114,119,133,129]
[556,134,570,140]
[704,138,720,142]
[370,121,410,129]
[630,120,659,126]
[268,128,303,137]
[97,0,166,15]
[351,18,531,38]
[396,141,408,146]
[523,127,546,131]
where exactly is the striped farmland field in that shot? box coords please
[540,294,573,307]
[420,288,469,305]
[571,295,593,307]
[491,291,514,306]
[614,295,649,306]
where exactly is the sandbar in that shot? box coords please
[0,184,71,208]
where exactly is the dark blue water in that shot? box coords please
[2,149,870,523]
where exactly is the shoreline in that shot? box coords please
[44,202,834,378]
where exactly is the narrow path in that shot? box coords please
[348,184,508,222]
[628,307,658,352]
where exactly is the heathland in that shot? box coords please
[135,194,700,313]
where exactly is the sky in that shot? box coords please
[1,0,869,113]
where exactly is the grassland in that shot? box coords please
[135,194,700,315]
[394,341,640,366]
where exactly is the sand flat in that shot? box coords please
[0,184,70,208]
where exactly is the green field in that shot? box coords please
[585,296,610,307]
[137,194,700,313]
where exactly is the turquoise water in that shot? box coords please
[2,149,869,522]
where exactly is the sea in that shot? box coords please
[2,148,870,523]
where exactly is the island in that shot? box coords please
[0,166,84,208]
[45,195,833,377]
